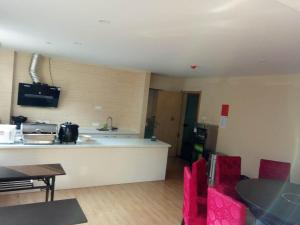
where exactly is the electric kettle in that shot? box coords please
[58,122,79,144]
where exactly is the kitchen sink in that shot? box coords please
[97,127,118,131]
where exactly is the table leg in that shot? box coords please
[50,176,56,201]
[45,178,50,202]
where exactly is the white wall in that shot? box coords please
[150,74,184,91]
[183,75,300,183]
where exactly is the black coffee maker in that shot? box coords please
[58,122,79,144]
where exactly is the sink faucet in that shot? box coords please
[106,116,113,131]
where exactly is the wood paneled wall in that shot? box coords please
[0,49,150,134]
[0,49,14,123]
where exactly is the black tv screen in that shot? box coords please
[18,83,60,107]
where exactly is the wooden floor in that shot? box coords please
[0,157,187,225]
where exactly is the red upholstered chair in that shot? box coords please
[259,159,291,181]
[182,166,206,225]
[215,155,241,199]
[192,158,208,202]
[207,187,246,225]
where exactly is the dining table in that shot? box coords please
[0,198,87,225]
[0,164,65,202]
[236,179,300,225]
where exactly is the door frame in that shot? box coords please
[177,91,201,156]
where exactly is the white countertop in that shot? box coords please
[0,138,171,149]
[79,127,139,135]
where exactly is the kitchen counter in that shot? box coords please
[0,138,170,149]
[0,138,170,190]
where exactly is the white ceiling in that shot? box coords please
[1,0,300,77]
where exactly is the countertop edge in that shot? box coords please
[79,128,139,135]
[0,138,171,149]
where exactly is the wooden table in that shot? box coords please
[0,164,65,202]
[0,198,87,225]
[237,179,300,225]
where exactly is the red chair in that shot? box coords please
[215,155,241,199]
[192,158,208,199]
[259,159,291,181]
[207,187,246,225]
[182,166,206,225]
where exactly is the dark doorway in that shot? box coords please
[180,93,200,161]
[144,89,158,139]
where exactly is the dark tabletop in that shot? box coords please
[0,198,87,225]
[0,164,66,182]
[236,179,300,225]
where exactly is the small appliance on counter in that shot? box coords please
[0,125,16,144]
[11,115,27,129]
[58,122,79,144]
[21,123,57,145]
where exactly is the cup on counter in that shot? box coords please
[151,136,157,141]
[79,135,93,142]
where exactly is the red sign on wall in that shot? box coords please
[221,104,229,117]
